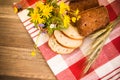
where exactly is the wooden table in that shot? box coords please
[0,0,56,80]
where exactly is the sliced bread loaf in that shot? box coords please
[62,25,84,40]
[48,36,74,54]
[54,30,83,48]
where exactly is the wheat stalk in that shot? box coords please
[82,16,120,76]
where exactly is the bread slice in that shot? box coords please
[54,30,83,48]
[48,36,74,54]
[76,6,109,36]
[62,25,84,40]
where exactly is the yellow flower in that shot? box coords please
[77,15,81,20]
[74,9,79,15]
[31,11,44,24]
[34,7,39,13]
[71,15,81,23]
[63,15,70,28]
[42,5,53,18]
[72,17,76,23]
[59,1,70,14]
[13,7,18,13]
[35,1,45,11]
[31,50,36,56]
[71,9,81,22]
[38,18,44,24]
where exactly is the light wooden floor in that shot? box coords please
[0,0,56,80]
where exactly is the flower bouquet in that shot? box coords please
[27,0,80,34]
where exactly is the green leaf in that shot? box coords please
[27,8,34,11]
[47,27,54,35]
[27,8,34,16]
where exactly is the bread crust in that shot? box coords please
[69,0,99,12]
[48,36,74,54]
[54,30,83,48]
[76,6,109,36]
[62,25,84,40]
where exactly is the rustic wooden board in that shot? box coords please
[0,0,56,80]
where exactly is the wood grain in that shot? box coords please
[0,0,56,80]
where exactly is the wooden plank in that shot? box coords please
[0,75,53,80]
[0,0,56,80]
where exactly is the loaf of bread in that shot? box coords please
[69,0,99,26]
[62,25,84,40]
[69,0,99,12]
[54,30,83,48]
[48,36,74,54]
[76,6,109,36]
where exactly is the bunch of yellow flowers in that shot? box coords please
[27,0,80,34]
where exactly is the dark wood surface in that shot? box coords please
[0,0,56,80]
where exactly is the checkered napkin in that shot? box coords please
[13,0,120,80]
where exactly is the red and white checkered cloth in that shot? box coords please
[14,0,120,80]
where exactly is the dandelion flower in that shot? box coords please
[74,9,79,15]
[42,5,53,18]
[35,1,45,11]
[63,15,70,28]
[59,2,70,14]
[77,15,81,20]
[31,11,44,24]
[72,17,76,23]
[31,50,36,56]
